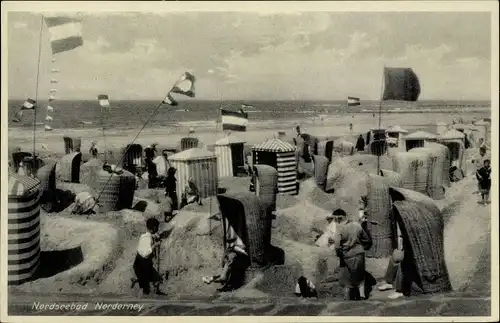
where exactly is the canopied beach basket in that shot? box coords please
[169,148,218,208]
[63,136,82,154]
[393,151,431,195]
[214,135,246,177]
[120,144,143,175]
[180,137,200,151]
[94,169,137,213]
[318,139,334,162]
[312,155,330,191]
[252,139,297,195]
[410,145,448,200]
[79,158,104,188]
[364,174,394,258]
[56,152,82,183]
[252,164,278,220]
[379,169,404,188]
[217,192,271,271]
[36,161,57,212]
[389,187,452,294]
[8,172,42,285]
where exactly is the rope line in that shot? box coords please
[33,15,45,160]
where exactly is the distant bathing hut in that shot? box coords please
[436,122,449,136]
[120,144,143,175]
[63,136,82,154]
[252,139,297,195]
[94,168,137,213]
[8,172,42,285]
[169,148,218,208]
[214,135,246,178]
[402,131,438,152]
[386,125,408,149]
[180,137,200,151]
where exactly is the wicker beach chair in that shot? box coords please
[312,155,330,191]
[252,164,278,221]
[318,140,334,162]
[390,197,452,294]
[36,161,57,212]
[121,144,143,175]
[379,169,404,188]
[393,151,431,195]
[180,137,199,151]
[217,192,272,274]
[63,136,82,154]
[389,187,441,217]
[94,169,137,213]
[364,174,394,258]
[370,139,388,156]
[12,151,32,173]
[21,156,45,177]
[56,152,82,183]
[410,146,448,200]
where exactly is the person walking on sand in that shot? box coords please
[163,167,179,214]
[355,134,365,152]
[331,208,372,301]
[349,123,353,132]
[132,218,163,295]
[476,158,491,205]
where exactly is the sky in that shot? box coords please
[7,11,492,101]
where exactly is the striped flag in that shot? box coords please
[46,106,54,112]
[51,68,60,73]
[48,94,56,101]
[241,104,254,110]
[221,108,248,132]
[347,96,361,106]
[44,124,53,131]
[162,92,178,106]
[50,79,59,84]
[98,94,110,108]
[49,88,57,93]
[44,16,83,54]
[45,116,53,122]
[21,98,36,110]
[170,72,196,97]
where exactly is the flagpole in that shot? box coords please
[33,15,44,160]
[101,104,107,163]
[376,66,385,175]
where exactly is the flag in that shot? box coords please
[221,108,248,132]
[21,98,36,110]
[45,116,53,122]
[44,16,83,54]
[51,68,60,73]
[170,72,196,97]
[98,94,110,108]
[162,92,178,106]
[347,96,361,106]
[241,104,254,109]
[44,124,53,131]
[382,67,421,101]
[47,106,54,112]
[49,88,57,93]
[51,79,59,84]
[49,94,56,101]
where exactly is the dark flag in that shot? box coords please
[382,67,421,102]
[347,96,361,106]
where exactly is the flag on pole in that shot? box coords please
[45,116,53,122]
[47,105,54,112]
[51,68,60,73]
[21,98,36,110]
[347,96,361,106]
[98,94,110,108]
[51,79,59,84]
[241,104,254,110]
[162,92,178,106]
[49,88,58,93]
[382,67,421,102]
[44,16,84,54]
[221,108,248,132]
[170,72,196,97]
[49,94,56,101]
[44,124,53,131]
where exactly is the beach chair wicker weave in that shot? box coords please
[253,164,278,214]
[312,155,329,191]
[94,169,136,213]
[217,192,270,268]
[120,144,143,175]
[181,137,199,151]
[36,161,57,211]
[391,199,452,294]
[393,151,431,195]
[317,140,334,162]
[80,159,104,188]
[411,146,448,200]
[56,152,82,183]
[63,136,82,154]
[379,169,404,188]
[365,174,394,258]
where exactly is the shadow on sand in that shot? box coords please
[35,246,84,279]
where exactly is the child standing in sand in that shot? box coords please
[133,218,163,295]
[476,159,491,205]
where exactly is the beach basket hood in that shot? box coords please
[440,129,465,140]
[180,137,200,151]
[8,172,41,285]
[11,151,32,173]
[252,164,278,213]
[392,151,431,195]
[389,187,440,216]
[55,152,82,183]
[120,144,143,174]
[253,138,295,153]
[404,131,438,140]
[63,136,82,154]
[312,155,330,191]
[217,192,271,267]
[36,161,57,211]
[391,199,452,294]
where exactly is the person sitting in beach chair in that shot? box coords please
[132,218,163,295]
[294,276,318,299]
[181,177,203,207]
[202,237,249,292]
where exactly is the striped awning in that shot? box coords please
[8,172,41,196]
[252,138,296,153]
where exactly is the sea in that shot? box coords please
[7,99,491,131]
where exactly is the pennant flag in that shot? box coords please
[44,124,53,131]
[21,98,36,110]
[49,94,56,101]
[162,92,178,106]
[47,105,54,112]
[241,104,254,110]
[49,88,58,93]
[382,67,421,102]
[347,96,361,106]
[45,116,53,122]
[170,72,196,97]
[44,16,84,54]
[12,110,23,122]
[51,68,60,73]
[52,57,56,63]
[50,79,59,84]
[98,94,110,108]
[41,143,49,151]
[221,108,248,132]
